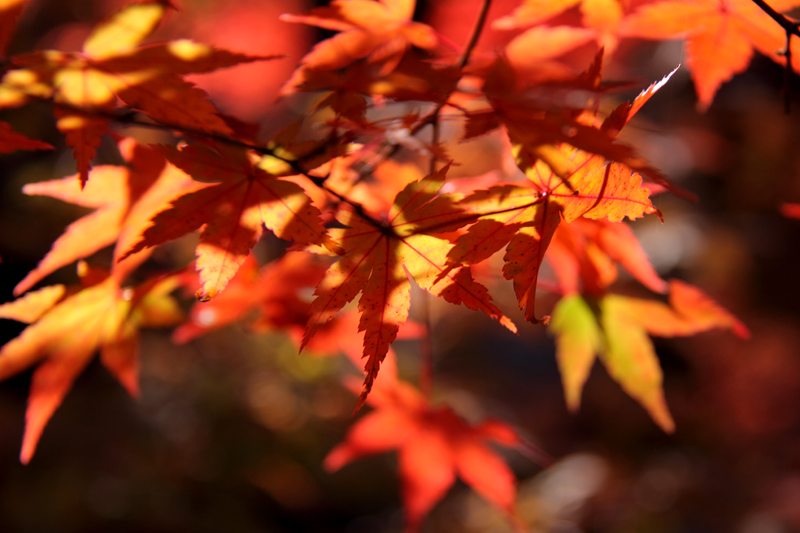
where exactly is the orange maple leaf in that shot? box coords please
[619,0,800,109]
[473,56,689,200]
[495,0,624,35]
[280,0,438,95]
[546,217,668,296]
[550,280,749,431]
[444,63,682,321]
[0,1,277,185]
[121,141,339,301]
[446,141,660,322]
[14,138,202,296]
[325,351,528,533]
[0,267,183,463]
[304,165,516,408]
[172,252,330,344]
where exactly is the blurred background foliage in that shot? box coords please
[2,0,800,532]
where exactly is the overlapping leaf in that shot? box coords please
[326,351,526,533]
[495,0,623,34]
[550,280,749,431]
[0,267,183,463]
[280,0,438,95]
[14,139,202,296]
[620,0,800,109]
[446,63,679,321]
[446,142,661,322]
[0,1,276,184]
[121,141,339,301]
[172,252,329,344]
[546,217,668,296]
[304,166,516,407]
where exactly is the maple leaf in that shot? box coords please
[444,184,562,323]
[494,0,632,55]
[121,141,339,301]
[546,217,668,296]
[325,351,526,533]
[304,165,516,408]
[0,0,29,57]
[494,0,624,34]
[619,0,800,109]
[444,64,684,321]
[474,56,690,201]
[285,49,461,107]
[502,25,600,71]
[0,120,53,153]
[445,139,661,322]
[0,267,183,463]
[0,1,276,185]
[172,252,330,344]
[14,138,202,296]
[280,0,438,95]
[550,280,749,431]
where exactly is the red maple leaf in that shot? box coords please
[121,141,340,301]
[0,120,52,154]
[172,252,330,344]
[304,165,516,408]
[325,350,530,533]
[445,63,680,322]
[546,217,668,296]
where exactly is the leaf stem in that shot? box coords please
[457,0,493,70]
[45,99,392,232]
[749,0,799,112]
[352,0,494,179]
[750,0,800,37]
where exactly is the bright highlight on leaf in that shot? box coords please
[121,141,339,301]
[0,270,183,463]
[304,165,515,408]
[0,0,278,185]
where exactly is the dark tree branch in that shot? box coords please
[749,0,800,111]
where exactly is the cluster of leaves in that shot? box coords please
[0,0,790,530]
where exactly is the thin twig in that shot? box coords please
[45,100,393,231]
[456,0,493,70]
[749,0,799,112]
[783,31,793,113]
[353,0,494,179]
[750,0,800,37]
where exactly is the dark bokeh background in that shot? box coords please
[2,0,800,532]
